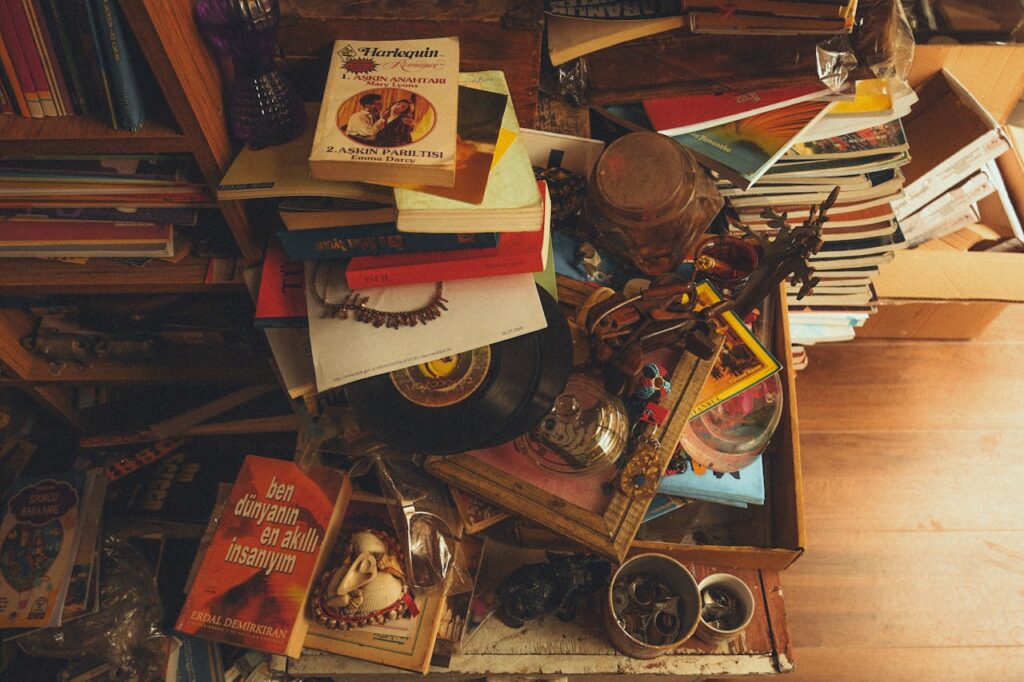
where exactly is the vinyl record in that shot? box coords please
[477,287,572,448]
[345,286,572,455]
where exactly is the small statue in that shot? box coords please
[311,528,414,631]
[728,186,839,318]
[496,552,611,628]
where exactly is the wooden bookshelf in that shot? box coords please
[0,257,246,295]
[0,114,190,155]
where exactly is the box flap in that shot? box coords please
[909,46,1024,123]
[873,251,1024,303]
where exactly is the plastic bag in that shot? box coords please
[18,535,167,681]
[375,458,461,592]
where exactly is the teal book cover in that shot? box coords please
[658,453,765,507]
[673,99,830,189]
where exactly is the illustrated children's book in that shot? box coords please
[174,456,350,658]
[309,38,460,188]
[0,469,99,628]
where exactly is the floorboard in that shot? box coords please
[779,305,1024,681]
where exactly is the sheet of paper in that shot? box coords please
[306,267,546,390]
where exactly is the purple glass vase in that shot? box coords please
[194,0,305,149]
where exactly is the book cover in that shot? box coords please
[392,81,509,205]
[310,38,459,188]
[395,72,543,234]
[38,0,86,115]
[682,0,850,18]
[277,224,499,261]
[0,1,43,117]
[546,13,685,66]
[0,469,95,628]
[304,265,546,391]
[0,219,172,244]
[345,181,549,289]
[674,99,830,189]
[255,237,308,328]
[659,453,765,507]
[85,0,145,131]
[174,455,350,658]
[643,83,829,137]
[60,474,106,621]
[786,119,908,159]
[828,77,894,115]
[304,496,448,674]
[690,281,782,418]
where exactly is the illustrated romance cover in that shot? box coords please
[310,37,460,188]
[174,456,350,658]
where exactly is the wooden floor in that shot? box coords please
[780,306,1024,680]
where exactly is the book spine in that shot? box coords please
[39,0,85,115]
[277,227,500,261]
[5,0,57,115]
[345,250,538,289]
[682,0,846,19]
[25,0,71,115]
[0,2,42,116]
[0,206,200,224]
[82,0,119,130]
[88,0,144,130]
[0,219,171,242]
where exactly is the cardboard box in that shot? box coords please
[631,289,805,572]
[862,45,1024,339]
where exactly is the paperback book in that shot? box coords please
[174,456,350,658]
[309,37,460,188]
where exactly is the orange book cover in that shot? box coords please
[174,456,350,658]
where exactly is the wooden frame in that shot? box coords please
[426,342,721,562]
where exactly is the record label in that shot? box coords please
[389,347,492,408]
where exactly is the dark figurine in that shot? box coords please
[496,552,612,628]
[728,186,840,318]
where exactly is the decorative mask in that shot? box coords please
[311,528,415,630]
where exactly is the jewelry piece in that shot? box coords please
[310,263,448,329]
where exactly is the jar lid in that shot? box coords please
[594,132,697,219]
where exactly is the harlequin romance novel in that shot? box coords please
[174,456,350,658]
[309,37,460,188]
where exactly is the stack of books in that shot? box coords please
[0,155,210,259]
[640,77,917,350]
[229,38,550,398]
[0,0,150,130]
[682,0,859,35]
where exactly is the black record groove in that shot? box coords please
[345,286,572,455]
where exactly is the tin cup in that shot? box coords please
[696,573,756,644]
[603,553,701,659]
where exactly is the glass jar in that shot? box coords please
[583,132,724,276]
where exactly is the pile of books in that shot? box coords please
[682,0,858,35]
[0,0,150,130]
[634,76,916,351]
[0,155,211,260]
[232,38,552,398]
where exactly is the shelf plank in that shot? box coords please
[0,114,190,154]
[0,257,246,295]
[24,356,275,384]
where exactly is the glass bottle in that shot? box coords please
[194,0,306,149]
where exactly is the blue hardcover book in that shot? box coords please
[658,454,765,508]
[85,0,145,131]
[277,224,500,261]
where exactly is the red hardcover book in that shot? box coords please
[642,83,829,137]
[255,237,308,328]
[345,182,549,289]
[0,1,42,116]
[25,0,71,115]
[4,0,56,115]
[0,218,171,243]
[174,456,350,658]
